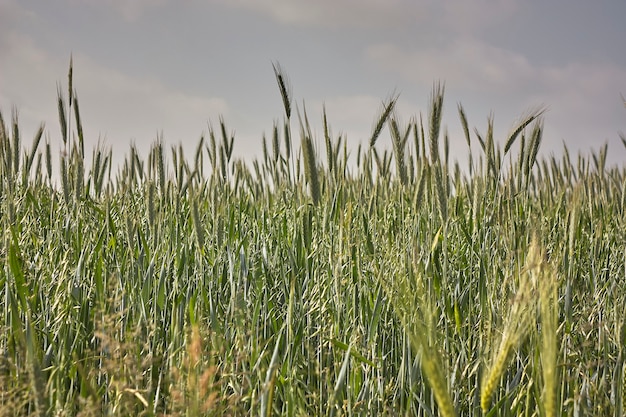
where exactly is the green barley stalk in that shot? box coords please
[443,128,449,167]
[323,106,334,175]
[408,155,415,183]
[481,239,540,413]
[370,94,397,148]
[261,133,269,168]
[413,165,426,208]
[60,154,70,203]
[220,117,234,162]
[272,63,294,183]
[389,116,408,185]
[301,128,320,205]
[428,82,445,165]
[45,138,52,181]
[381,255,457,417]
[194,133,204,177]
[563,187,581,323]
[134,144,144,182]
[11,110,20,177]
[57,85,68,146]
[412,119,421,167]
[25,319,47,417]
[415,338,456,417]
[485,114,495,177]
[68,55,73,109]
[562,143,572,186]
[208,126,217,171]
[457,103,471,149]
[516,131,526,189]
[419,114,426,161]
[72,90,85,158]
[474,127,485,154]
[0,112,7,180]
[147,180,156,230]
[284,120,291,162]
[24,123,44,181]
[0,110,5,145]
[458,104,474,175]
[503,107,546,155]
[156,138,166,191]
[434,165,448,223]
[537,253,559,417]
[525,121,543,182]
[219,144,227,181]
[272,123,280,163]
[66,55,73,152]
[334,131,343,157]
[33,153,42,185]
[74,142,84,201]
[260,326,284,417]
[273,62,292,120]
[92,146,102,196]
[191,189,205,252]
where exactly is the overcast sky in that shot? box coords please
[2,0,625,173]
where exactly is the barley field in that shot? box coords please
[1,64,625,416]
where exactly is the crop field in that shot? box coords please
[1,64,625,416]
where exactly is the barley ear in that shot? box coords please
[370,94,397,148]
[60,154,70,204]
[526,121,543,175]
[457,103,471,148]
[72,91,84,158]
[481,239,539,412]
[301,131,320,206]
[26,319,47,417]
[323,105,334,174]
[25,123,44,179]
[272,123,280,163]
[428,82,445,165]
[45,138,52,181]
[261,133,269,167]
[11,109,20,177]
[272,62,292,120]
[504,107,546,155]
[0,110,6,145]
[434,165,447,223]
[417,340,457,417]
[533,237,559,417]
[191,190,205,250]
[57,84,68,146]
[389,116,408,185]
[68,54,73,109]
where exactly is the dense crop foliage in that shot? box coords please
[1,63,625,416]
